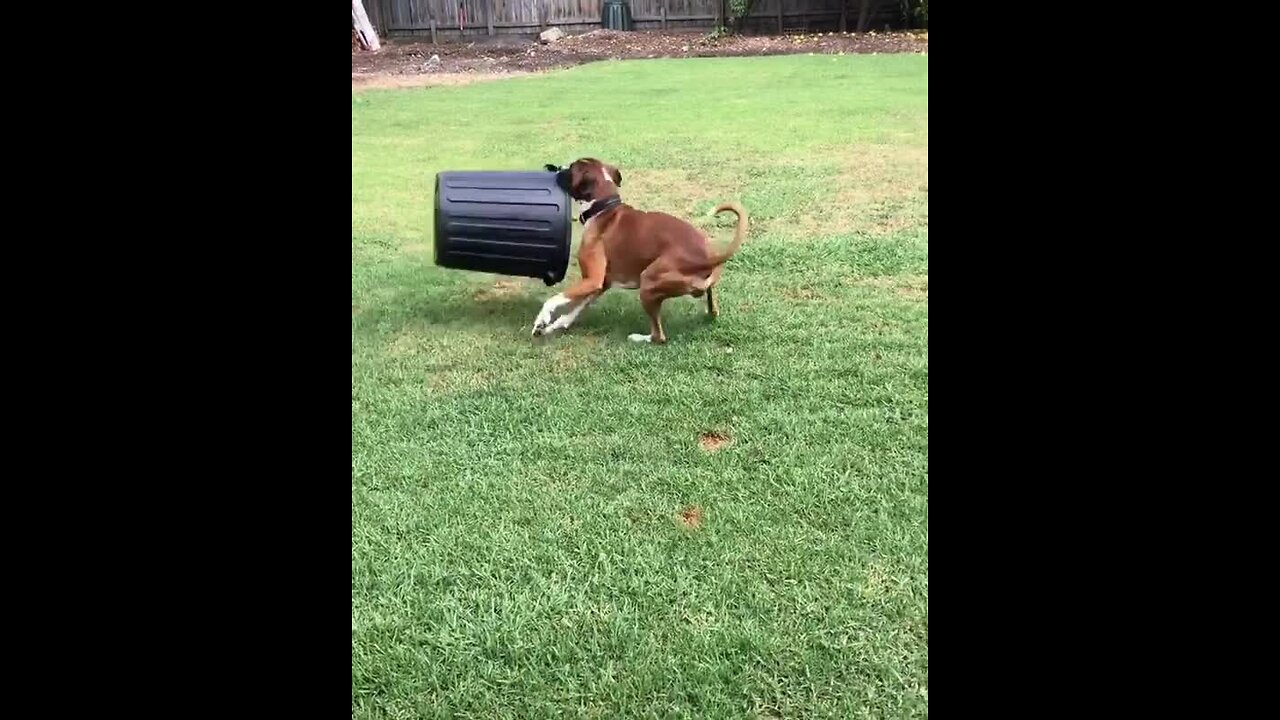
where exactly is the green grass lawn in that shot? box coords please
[352,53,928,719]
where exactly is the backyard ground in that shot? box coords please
[353,51,928,718]
[352,28,927,88]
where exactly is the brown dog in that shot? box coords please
[532,158,748,344]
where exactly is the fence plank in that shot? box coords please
[378,0,903,37]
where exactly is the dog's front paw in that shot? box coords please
[532,294,568,337]
[545,315,574,334]
[628,333,653,343]
[532,308,559,336]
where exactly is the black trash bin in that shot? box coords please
[601,0,633,30]
[433,170,573,286]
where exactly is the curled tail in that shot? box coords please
[702,202,749,269]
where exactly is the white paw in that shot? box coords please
[531,294,568,336]
[628,333,653,343]
[545,294,569,313]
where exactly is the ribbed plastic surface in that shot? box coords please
[433,170,573,286]
[601,0,633,30]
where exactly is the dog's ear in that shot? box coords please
[607,165,622,187]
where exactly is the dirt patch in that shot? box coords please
[861,559,905,599]
[854,274,928,301]
[784,144,929,237]
[352,30,927,87]
[387,331,420,358]
[618,169,738,219]
[783,287,827,302]
[676,505,704,529]
[698,430,732,452]
[352,71,535,91]
[387,324,503,393]
[553,346,579,371]
[551,334,603,370]
[425,368,496,393]
[896,276,928,301]
[352,305,361,316]
[473,278,531,302]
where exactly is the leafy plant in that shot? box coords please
[727,0,759,34]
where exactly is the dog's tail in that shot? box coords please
[699,202,749,270]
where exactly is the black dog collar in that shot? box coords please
[579,196,622,224]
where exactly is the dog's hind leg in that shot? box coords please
[631,291,668,344]
[633,265,689,344]
[700,264,723,317]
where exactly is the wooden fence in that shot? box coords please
[370,0,905,40]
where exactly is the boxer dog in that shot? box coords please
[532,158,748,344]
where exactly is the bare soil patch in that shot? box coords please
[676,505,704,529]
[698,430,732,452]
[353,30,927,89]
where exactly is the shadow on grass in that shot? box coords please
[355,285,722,346]
[355,287,538,334]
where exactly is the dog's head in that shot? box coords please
[544,158,622,201]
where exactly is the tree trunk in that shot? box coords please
[352,0,381,52]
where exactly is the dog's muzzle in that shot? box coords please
[544,164,572,194]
